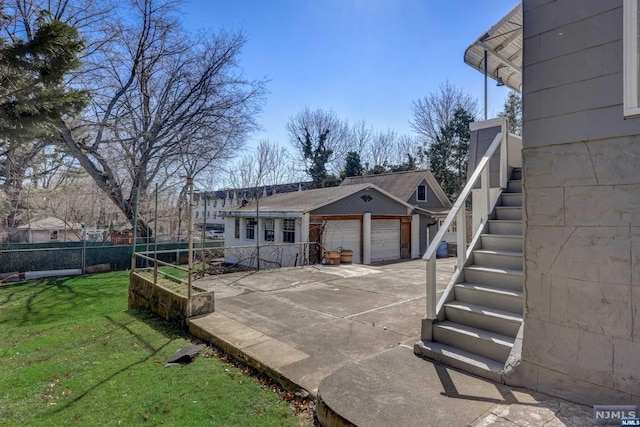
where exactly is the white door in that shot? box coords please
[371,219,400,262]
[322,220,361,263]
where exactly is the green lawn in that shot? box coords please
[0,271,307,426]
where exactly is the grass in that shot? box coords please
[0,271,308,426]
[158,265,188,279]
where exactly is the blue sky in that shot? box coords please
[181,0,518,148]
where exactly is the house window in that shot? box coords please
[438,218,456,233]
[283,219,295,243]
[50,230,58,240]
[417,185,427,202]
[234,218,240,238]
[245,217,256,240]
[263,218,274,242]
[624,0,640,117]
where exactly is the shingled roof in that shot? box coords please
[340,170,451,208]
[222,183,414,217]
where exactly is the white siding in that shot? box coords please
[322,220,361,263]
[371,219,400,262]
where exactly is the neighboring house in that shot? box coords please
[193,181,314,231]
[221,183,421,268]
[416,1,640,406]
[341,170,453,255]
[16,217,83,243]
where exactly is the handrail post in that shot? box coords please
[500,129,508,189]
[425,257,436,320]
[456,209,467,271]
[481,165,491,223]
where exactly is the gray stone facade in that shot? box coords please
[520,0,640,404]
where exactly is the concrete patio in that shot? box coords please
[187,259,592,426]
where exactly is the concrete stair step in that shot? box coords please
[500,193,522,207]
[472,249,522,270]
[444,301,522,337]
[480,234,523,252]
[433,321,514,363]
[511,168,522,180]
[454,283,523,313]
[464,265,523,290]
[414,340,504,382]
[494,206,522,221]
[488,220,522,236]
[507,179,522,193]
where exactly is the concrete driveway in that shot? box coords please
[189,258,456,394]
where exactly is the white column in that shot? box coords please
[411,214,420,259]
[301,213,310,262]
[274,218,283,243]
[363,212,371,265]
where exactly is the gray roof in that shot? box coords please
[194,181,314,201]
[16,217,82,230]
[222,183,413,216]
[340,170,451,208]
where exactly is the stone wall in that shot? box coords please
[129,273,215,328]
[519,0,640,404]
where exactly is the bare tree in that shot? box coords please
[55,0,265,236]
[262,142,300,186]
[410,81,478,145]
[349,120,373,157]
[225,140,298,189]
[394,134,424,167]
[286,107,351,185]
[367,129,397,170]
[0,140,45,226]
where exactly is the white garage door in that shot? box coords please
[371,219,400,263]
[322,220,361,263]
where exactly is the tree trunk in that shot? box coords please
[57,121,152,237]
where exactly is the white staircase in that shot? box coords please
[415,168,523,381]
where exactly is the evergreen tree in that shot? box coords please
[368,164,387,175]
[0,16,87,226]
[0,19,88,141]
[300,128,336,187]
[389,154,417,172]
[342,151,364,178]
[499,91,522,136]
[427,107,475,201]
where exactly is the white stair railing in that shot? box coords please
[423,128,509,330]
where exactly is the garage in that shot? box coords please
[223,183,418,267]
[371,219,400,263]
[322,219,361,263]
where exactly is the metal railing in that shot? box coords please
[132,241,323,294]
[423,126,509,322]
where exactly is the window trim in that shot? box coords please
[245,217,256,240]
[263,218,274,242]
[282,218,296,243]
[416,184,427,202]
[624,0,640,117]
[234,218,240,239]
